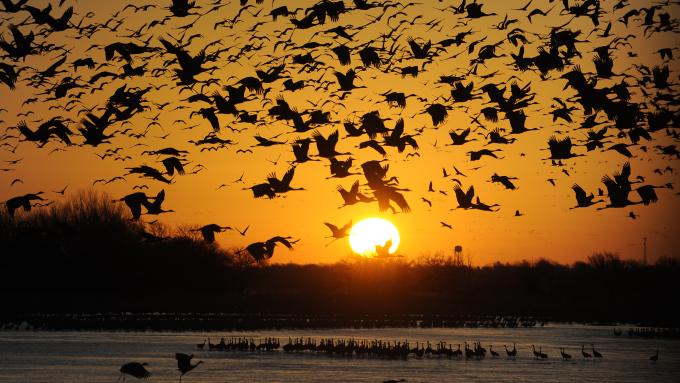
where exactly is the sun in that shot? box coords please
[349,218,400,257]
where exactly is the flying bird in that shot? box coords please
[119,362,151,380]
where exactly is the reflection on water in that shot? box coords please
[0,325,679,382]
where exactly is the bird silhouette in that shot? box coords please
[373,239,394,258]
[119,362,151,380]
[571,184,601,208]
[649,349,659,361]
[560,347,572,360]
[234,225,249,236]
[453,185,475,209]
[324,220,352,245]
[313,130,349,158]
[5,191,44,218]
[194,224,231,243]
[468,149,502,161]
[591,344,603,358]
[245,236,296,262]
[175,353,202,382]
[337,180,374,207]
[118,192,149,220]
[581,345,592,359]
[143,189,174,215]
[448,128,475,145]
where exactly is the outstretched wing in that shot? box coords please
[391,118,404,139]
[571,183,587,202]
[175,352,192,369]
[267,236,294,249]
[454,185,466,206]
[359,140,386,156]
[281,167,296,186]
[324,222,339,235]
[466,185,475,202]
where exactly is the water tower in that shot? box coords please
[454,245,463,266]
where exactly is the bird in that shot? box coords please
[571,184,600,208]
[5,192,44,218]
[118,192,149,220]
[448,128,475,145]
[175,353,202,382]
[373,239,394,258]
[504,343,517,358]
[560,347,572,360]
[490,173,518,190]
[468,149,502,161]
[143,190,174,215]
[547,136,579,159]
[52,185,68,195]
[591,344,603,358]
[453,185,476,209]
[267,167,305,194]
[161,157,186,176]
[194,224,231,243]
[324,220,352,245]
[649,350,659,361]
[581,345,592,359]
[440,221,452,229]
[313,130,349,158]
[490,345,499,357]
[245,236,296,262]
[236,225,250,236]
[119,362,151,380]
[337,180,374,207]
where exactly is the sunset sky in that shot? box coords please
[1,0,678,265]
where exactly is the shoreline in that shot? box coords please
[1,313,678,335]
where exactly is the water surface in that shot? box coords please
[0,325,678,382]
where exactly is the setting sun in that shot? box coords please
[349,218,400,257]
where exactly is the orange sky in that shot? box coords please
[1,0,679,265]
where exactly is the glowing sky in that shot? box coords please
[1,0,679,265]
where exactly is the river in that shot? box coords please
[0,324,678,382]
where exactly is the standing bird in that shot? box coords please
[175,353,202,382]
[591,344,603,359]
[560,347,572,360]
[119,362,151,380]
[504,343,518,358]
[581,345,592,359]
[489,345,499,357]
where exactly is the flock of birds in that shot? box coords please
[1,0,679,261]
[117,336,661,381]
